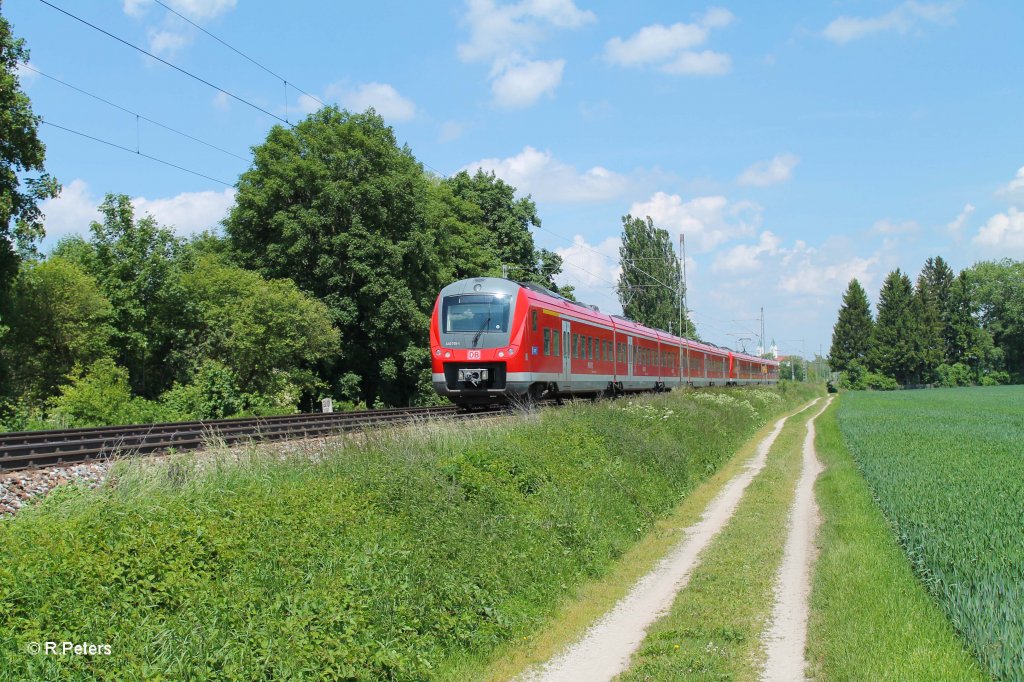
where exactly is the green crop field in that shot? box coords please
[838,386,1024,681]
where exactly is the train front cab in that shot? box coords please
[430,278,531,407]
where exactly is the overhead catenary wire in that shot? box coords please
[35,0,752,345]
[36,0,291,126]
[41,119,233,187]
[151,0,451,179]
[22,64,249,162]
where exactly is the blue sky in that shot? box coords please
[9,0,1024,360]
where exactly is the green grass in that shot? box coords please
[615,399,822,681]
[0,385,818,681]
[835,386,1024,681]
[807,400,986,681]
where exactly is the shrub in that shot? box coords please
[47,358,166,427]
[864,372,899,391]
[936,363,974,388]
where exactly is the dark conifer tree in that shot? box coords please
[870,269,918,384]
[914,270,945,383]
[829,278,873,372]
[920,255,956,362]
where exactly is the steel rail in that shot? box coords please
[0,405,502,472]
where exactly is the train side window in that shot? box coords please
[554,331,561,356]
[543,328,550,355]
[531,310,538,331]
[587,336,593,360]
[572,334,578,358]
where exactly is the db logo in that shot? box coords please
[467,351,481,360]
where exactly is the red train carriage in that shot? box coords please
[430,277,779,408]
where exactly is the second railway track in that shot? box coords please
[0,405,506,472]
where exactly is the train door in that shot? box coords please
[627,336,634,377]
[561,320,572,389]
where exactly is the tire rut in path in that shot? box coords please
[519,399,822,682]
[760,396,833,681]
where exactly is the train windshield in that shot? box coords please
[442,294,512,334]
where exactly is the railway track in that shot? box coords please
[0,405,504,472]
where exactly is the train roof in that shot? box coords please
[443,278,777,367]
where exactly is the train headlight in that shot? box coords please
[444,351,451,358]
[507,348,515,355]
[498,351,505,358]
[434,349,442,356]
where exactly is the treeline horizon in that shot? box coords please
[0,107,584,431]
[828,255,1023,390]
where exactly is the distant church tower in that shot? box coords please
[770,338,779,360]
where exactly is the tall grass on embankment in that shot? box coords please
[0,383,818,681]
[830,386,1024,681]
[806,397,989,681]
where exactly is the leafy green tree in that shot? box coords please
[616,214,694,335]
[443,169,570,296]
[55,195,188,398]
[0,257,114,402]
[225,107,442,406]
[966,259,1024,379]
[48,358,165,428]
[869,269,918,384]
[0,7,59,303]
[177,255,339,399]
[945,269,1001,380]
[423,179,501,283]
[829,278,873,373]
[913,270,945,383]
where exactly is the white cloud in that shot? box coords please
[603,9,734,76]
[778,253,881,297]
[15,61,38,84]
[997,166,1024,205]
[823,1,957,45]
[462,146,628,202]
[457,0,594,108]
[973,207,1024,250]
[334,82,416,121]
[38,180,236,243]
[628,192,761,252]
[126,0,238,56]
[147,28,191,56]
[604,23,708,66]
[661,50,731,76]
[124,0,237,21]
[458,0,595,63]
[491,59,564,109]
[296,93,321,116]
[870,218,921,235]
[946,203,975,235]
[292,82,417,121]
[711,230,781,273]
[439,121,466,143]
[555,234,621,288]
[39,180,102,241]
[737,153,799,187]
[132,188,237,235]
[212,91,231,111]
[552,234,622,313]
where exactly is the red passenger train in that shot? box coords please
[430,277,779,408]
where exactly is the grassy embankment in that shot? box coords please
[806,398,986,681]
[610,398,823,681]
[0,383,817,681]
[816,387,1024,681]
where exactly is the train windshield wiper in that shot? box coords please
[472,311,492,347]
